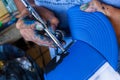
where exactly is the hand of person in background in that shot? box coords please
[80,0,120,45]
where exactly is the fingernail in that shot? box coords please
[80,3,89,11]
[35,23,44,31]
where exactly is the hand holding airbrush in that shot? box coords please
[20,0,67,53]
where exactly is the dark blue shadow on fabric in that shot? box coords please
[67,6,118,69]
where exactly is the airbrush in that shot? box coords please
[21,0,68,61]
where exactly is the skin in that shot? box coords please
[80,0,120,45]
[14,0,59,47]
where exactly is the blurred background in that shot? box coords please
[0,0,51,69]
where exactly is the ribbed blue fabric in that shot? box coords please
[67,6,118,69]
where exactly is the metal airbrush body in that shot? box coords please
[21,0,66,54]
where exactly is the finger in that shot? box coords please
[21,9,29,16]
[25,29,34,40]
[50,17,59,30]
[32,33,56,47]
[47,16,59,30]
[22,18,36,29]
[80,3,89,11]
[34,22,44,31]
[51,24,57,31]
[20,29,34,41]
[16,18,24,29]
[16,18,37,29]
[20,29,30,41]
